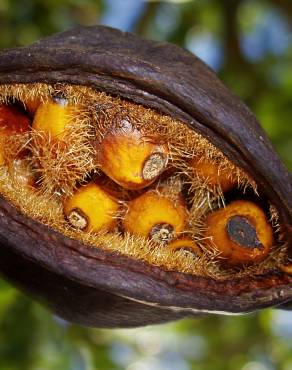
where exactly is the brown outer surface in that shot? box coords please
[0,26,291,327]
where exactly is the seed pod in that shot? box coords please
[63,182,120,233]
[123,191,188,243]
[0,26,291,328]
[204,200,273,265]
[96,120,168,190]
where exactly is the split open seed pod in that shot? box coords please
[0,26,291,328]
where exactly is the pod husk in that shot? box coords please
[0,26,291,328]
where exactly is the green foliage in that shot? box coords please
[0,1,291,369]
[0,0,102,48]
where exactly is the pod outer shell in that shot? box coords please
[0,26,291,327]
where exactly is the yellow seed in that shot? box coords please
[63,182,120,233]
[32,98,78,139]
[123,191,188,243]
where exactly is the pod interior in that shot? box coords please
[0,83,288,280]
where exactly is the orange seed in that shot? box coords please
[96,120,168,190]
[204,200,273,265]
[63,182,120,233]
[123,191,188,243]
[190,157,237,192]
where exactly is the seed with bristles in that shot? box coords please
[63,182,120,233]
[123,191,188,243]
[190,157,237,192]
[96,120,168,190]
[204,200,273,265]
[168,237,202,256]
[32,98,79,140]
[0,105,30,166]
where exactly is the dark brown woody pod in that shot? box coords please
[0,26,291,328]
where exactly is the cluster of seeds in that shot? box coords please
[0,83,285,278]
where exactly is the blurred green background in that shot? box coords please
[0,0,291,369]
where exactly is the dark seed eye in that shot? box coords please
[226,216,263,250]
[0,25,291,327]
